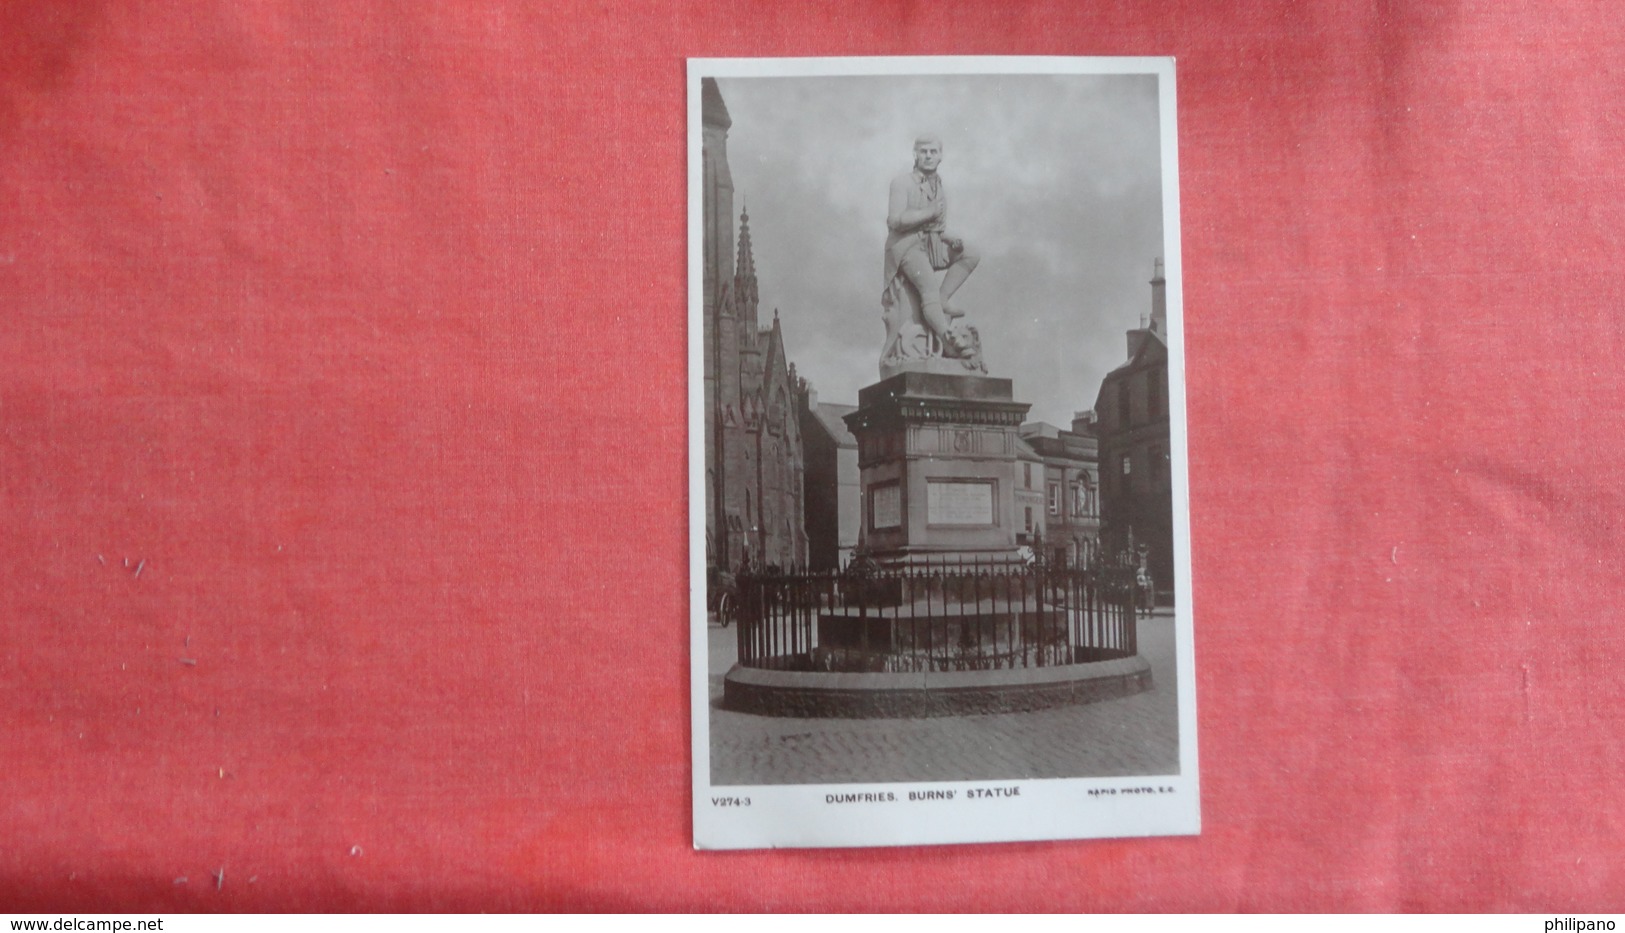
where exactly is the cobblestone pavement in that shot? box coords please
[706,611,1182,785]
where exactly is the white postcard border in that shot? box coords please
[688,55,1198,850]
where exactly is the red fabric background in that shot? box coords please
[1,0,1621,912]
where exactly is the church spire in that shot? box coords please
[736,201,757,284]
[734,201,760,330]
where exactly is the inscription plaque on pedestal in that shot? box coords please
[871,484,902,529]
[927,479,995,526]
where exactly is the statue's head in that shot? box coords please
[913,135,943,173]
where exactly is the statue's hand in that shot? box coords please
[944,236,963,252]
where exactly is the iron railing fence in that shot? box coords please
[735,556,1138,673]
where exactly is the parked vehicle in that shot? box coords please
[707,568,737,627]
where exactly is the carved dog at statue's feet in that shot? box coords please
[942,321,986,373]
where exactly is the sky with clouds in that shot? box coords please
[714,72,1168,427]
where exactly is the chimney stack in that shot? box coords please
[1150,258,1166,335]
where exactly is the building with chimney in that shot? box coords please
[1094,260,1173,597]
[702,78,808,572]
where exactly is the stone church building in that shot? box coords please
[701,79,808,573]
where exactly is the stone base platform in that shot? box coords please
[722,654,1152,719]
[878,356,987,380]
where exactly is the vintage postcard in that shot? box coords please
[689,56,1197,849]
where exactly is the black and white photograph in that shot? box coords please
[688,57,1197,849]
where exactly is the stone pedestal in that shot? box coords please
[842,371,1031,566]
